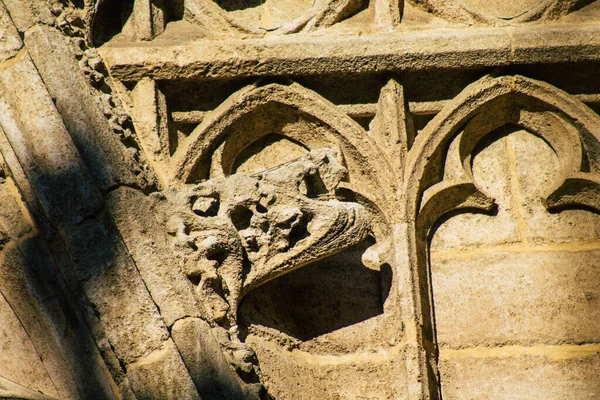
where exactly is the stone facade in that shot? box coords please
[1,1,600,399]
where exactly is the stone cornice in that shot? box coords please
[99,23,600,81]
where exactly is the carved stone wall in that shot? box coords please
[1,1,600,399]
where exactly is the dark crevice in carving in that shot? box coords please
[170,0,185,20]
[162,78,257,114]
[295,74,385,106]
[210,276,230,302]
[352,115,374,131]
[580,148,592,173]
[187,271,202,287]
[303,173,328,198]
[192,196,220,217]
[580,131,600,173]
[288,212,311,248]
[380,263,392,305]
[241,250,253,280]
[413,114,436,134]
[510,62,600,97]
[255,203,267,214]
[214,0,267,12]
[230,205,254,231]
[207,248,228,267]
[91,0,134,46]
[187,240,199,252]
[546,202,600,215]
[418,136,452,205]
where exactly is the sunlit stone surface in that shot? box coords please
[0,0,600,399]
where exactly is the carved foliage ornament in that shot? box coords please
[185,0,368,35]
[161,149,372,327]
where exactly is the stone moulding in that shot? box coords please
[406,75,600,226]
[98,23,600,81]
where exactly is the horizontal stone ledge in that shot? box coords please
[99,23,600,81]
[169,101,440,124]
[439,343,600,361]
[171,93,600,124]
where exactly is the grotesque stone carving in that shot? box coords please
[157,148,372,388]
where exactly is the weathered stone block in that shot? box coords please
[127,339,200,400]
[509,130,600,245]
[0,283,58,398]
[107,187,201,327]
[0,0,52,32]
[0,3,22,63]
[63,215,169,364]
[249,337,408,400]
[439,352,600,400]
[25,25,139,191]
[0,51,102,226]
[171,317,248,400]
[432,249,600,347]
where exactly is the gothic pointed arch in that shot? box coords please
[402,74,600,397]
[406,74,600,226]
[174,81,396,218]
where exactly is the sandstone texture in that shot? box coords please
[0,0,600,399]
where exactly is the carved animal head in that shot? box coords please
[162,149,372,330]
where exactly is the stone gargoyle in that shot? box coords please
[162,148,372,327]
[154,148,372,385]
